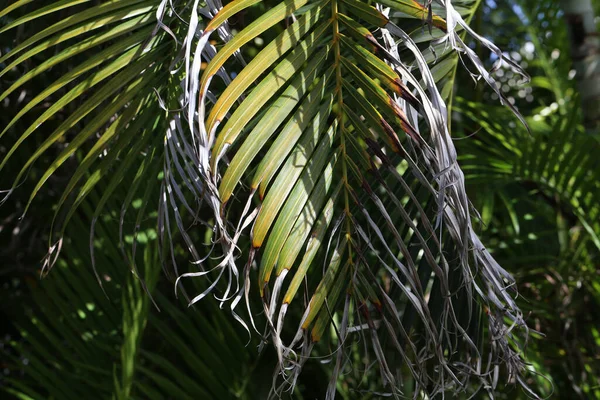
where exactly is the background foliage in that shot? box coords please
[1,0,599,398]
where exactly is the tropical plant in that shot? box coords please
[1,0,541,398]
[2,193,266,400]
[455,95,600,399]
[451,0,600,397]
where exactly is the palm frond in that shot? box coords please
[0,0,537,397]
[2,192,259,400]
[159,0,533,397]
[456,97,600,252]
[454,96,600,400]
[0,0,172,274]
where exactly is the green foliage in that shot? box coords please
[7,0,598,399]
[2,193,264,400]
[451,0,600,397]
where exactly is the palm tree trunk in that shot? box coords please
[561,0,600,133]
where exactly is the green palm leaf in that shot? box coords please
[457,96,600,253]
[0,0,171,267]
[2,194,259,400]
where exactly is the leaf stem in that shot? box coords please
[331,0,354,262]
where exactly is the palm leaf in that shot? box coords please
[1,0,536,397]
[2,191,260,400]
[162,0,533,397]
[0,0,172,267]
[454,96,600,400]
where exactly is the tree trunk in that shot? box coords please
[561,0,600,133]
